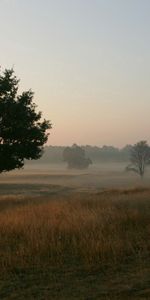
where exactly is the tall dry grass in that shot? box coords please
[0,189,150,272]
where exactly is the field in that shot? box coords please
[0,163,150,299]
[1,162,150,196]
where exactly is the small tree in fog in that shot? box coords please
[126,141,150,178]
[63,144,92,169]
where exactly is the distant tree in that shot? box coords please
[126,141,150,178]
[0,68,51,172]
[63,144,92,169]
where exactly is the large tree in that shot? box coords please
[0,68,51,172]
[126,141,150,178]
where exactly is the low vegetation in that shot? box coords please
[0,188,150,299]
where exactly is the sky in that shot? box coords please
[1,0,150,147]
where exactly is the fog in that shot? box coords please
[0,161,150,197]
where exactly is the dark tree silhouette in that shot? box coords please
[63,144,92,169]
[126,141,150,178]
[0,68,51,172]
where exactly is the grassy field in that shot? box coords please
[0,185,150,299]
[1,162,150,196]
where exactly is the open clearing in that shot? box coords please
[1,162,150,196]
[0,163,150,299]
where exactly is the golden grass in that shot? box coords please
[0,190,150,272]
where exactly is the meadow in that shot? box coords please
[0,163,150,299]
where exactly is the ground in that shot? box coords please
[0,163,150,299]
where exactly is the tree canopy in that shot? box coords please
[63,144,92,169]
[0,68,51,172]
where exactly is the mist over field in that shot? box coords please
[1,161,150,198]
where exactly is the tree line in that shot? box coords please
[35,144,132,165]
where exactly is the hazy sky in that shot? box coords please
[1,0,150,147]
